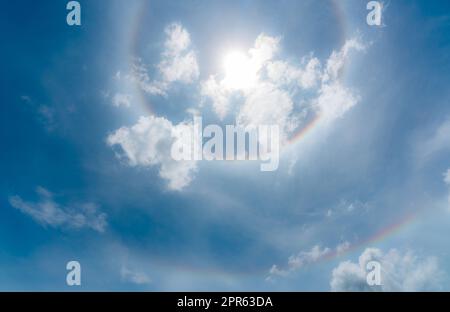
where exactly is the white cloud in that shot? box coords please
[112,93,132,108]
[266,56,321,89]
[249,33,280,68]
[201,34,281,119]
[201,36,365,140]
[127,59,168,96]
[112,30,366,189]
[268,245,331,279]
[330,248,443,291]
[9,187,107,232]
[107,115,197,191]
[313,82,360,122]
[164,23,191,56]
[268,241,351,280]
[122,23,199,97]
[121,266,151,285]
[237,82,297,142]
[288,245,331,269]
[159,49,199,84]
[200,76,230,119]
[323,38,366,83]
[159,23,199,84]
[330,260,371,291]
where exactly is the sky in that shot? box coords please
[1,0,450,291]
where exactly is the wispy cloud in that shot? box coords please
[121,266,152,285]
[269,244,341,280]
[326,200,371,218]
[415,118,450,164]
[9,187,107,232]
[444,169,450,210]
[20,95,57,131]
[112,93,132,108]
[444,169,450,185]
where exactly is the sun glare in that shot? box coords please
[223,50,257,90]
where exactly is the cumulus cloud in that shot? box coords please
[159,23,199,84]
[9,187,107,232]
[330,248,443,291]
[249,34,280,68]
[200,76,230,119]
[237,82,298,141]
[201,34,281,119]
[124,23,199,96]
[266,57,321,89]
[201,35,365,141]
[107,115,197,191]
[110,26,366,190]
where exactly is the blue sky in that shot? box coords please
[1,0,450,291]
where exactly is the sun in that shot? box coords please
[222,50,257,90]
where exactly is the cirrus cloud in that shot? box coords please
[9,187,107,233]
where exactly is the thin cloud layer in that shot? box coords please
[121,266,152,285]
[444,169,450,210]
[9,187,107,232]
[112,93,132,108]
[268,243,350,279]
